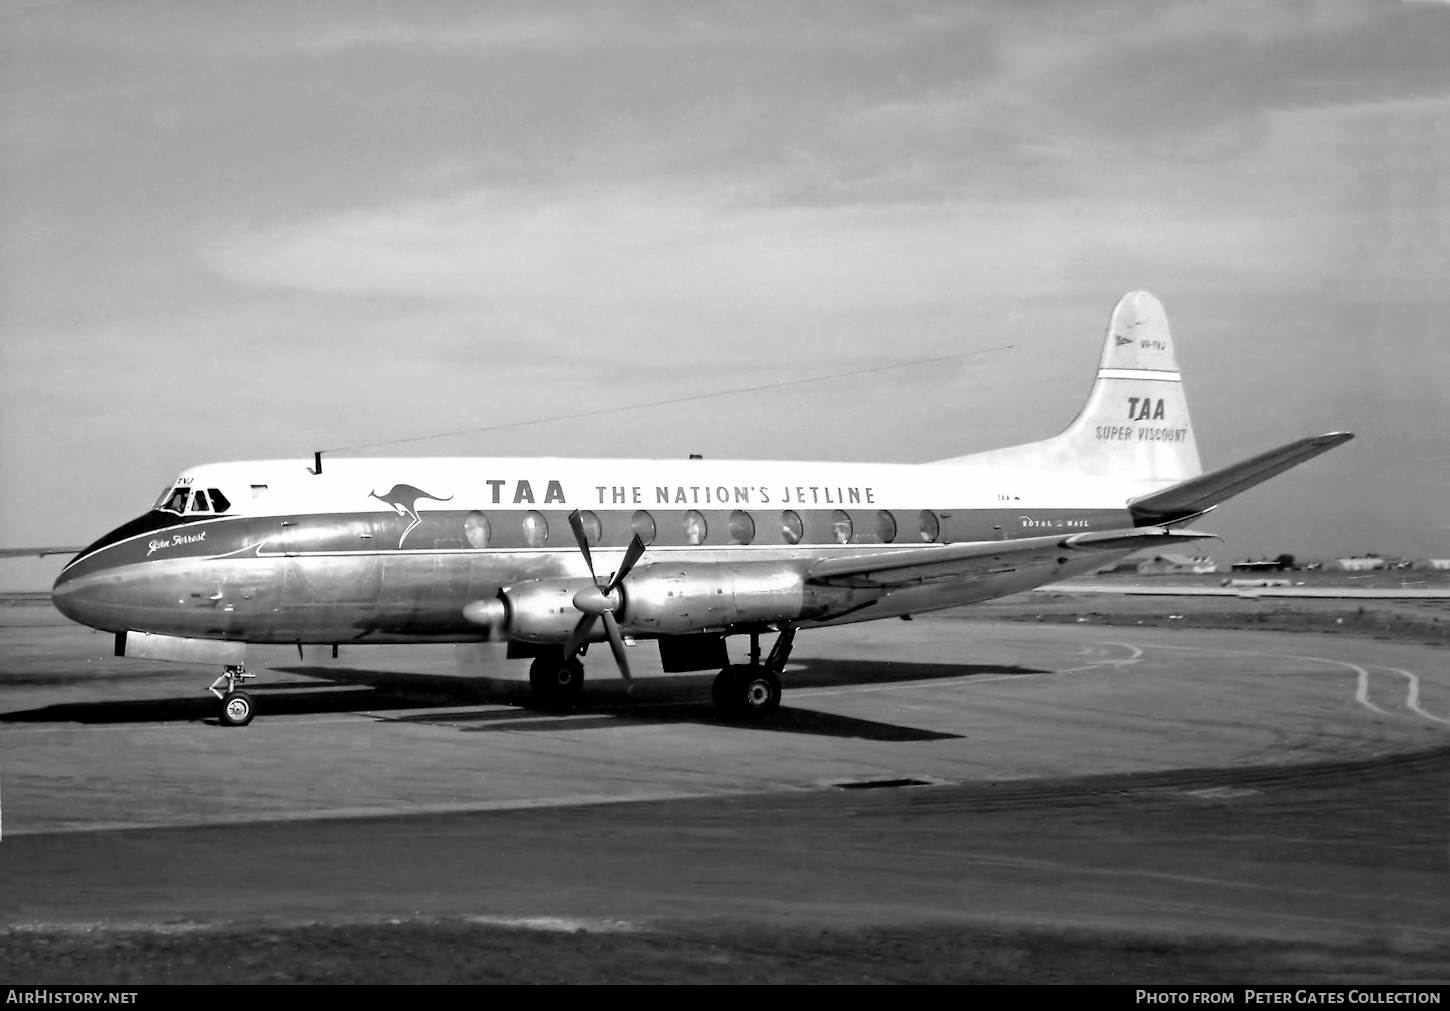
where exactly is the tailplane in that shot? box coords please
[943,291,1202,485]
[1129,431,1353,525]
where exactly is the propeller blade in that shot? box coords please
[563,612,598,660]
[601,610,631,683]
[567,509,597,583]
[605,534,647,594]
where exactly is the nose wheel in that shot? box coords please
[210,664,257,727]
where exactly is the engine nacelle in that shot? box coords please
[620,562,806,635]
[465,563,863,644]
[496,577,597,643]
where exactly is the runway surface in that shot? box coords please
[1,597,1447,981]
[1038,583,1450,598]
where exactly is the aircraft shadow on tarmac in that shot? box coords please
[0,658,1043,742]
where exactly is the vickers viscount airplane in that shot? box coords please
[50,292,1351,726]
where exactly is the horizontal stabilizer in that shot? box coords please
[1129,432,1353,525]
[808,526,1216,589]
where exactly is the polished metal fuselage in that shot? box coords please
[51,504,1129,645]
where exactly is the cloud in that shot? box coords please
[204,178,1313,326]
[300,10,604,53]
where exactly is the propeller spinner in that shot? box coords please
[563,510,646,682]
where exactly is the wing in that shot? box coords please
[0,547,82,559]
[806,527,1215,589]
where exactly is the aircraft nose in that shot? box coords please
[51,562,108,629]
[50,513,155,631]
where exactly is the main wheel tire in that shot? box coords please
[219,690,255,727]
[529,653,585,707]
[712,665,781,718]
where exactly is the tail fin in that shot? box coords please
[944,291,1202,485]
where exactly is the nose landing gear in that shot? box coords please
[209,664,256,727]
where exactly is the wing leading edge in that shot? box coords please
[806,526,1216,589]
[0,547,82,559]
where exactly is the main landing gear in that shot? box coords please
[711,628,793,719]
[529,648,585,708]
[523,628,796,718]
[209,664,256,727]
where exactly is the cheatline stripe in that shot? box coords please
[1096,368,1181,381]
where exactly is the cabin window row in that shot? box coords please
[461,509,942,549]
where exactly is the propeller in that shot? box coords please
[563,510,646,682]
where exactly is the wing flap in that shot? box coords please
[807,527,1216,589]
[1129,432,1352,524]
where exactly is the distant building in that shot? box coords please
[1137,553,1218,575]
[1232,559,1291,572]
[1421,559,1450,571]
[1334,556,1386,571]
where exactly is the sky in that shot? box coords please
[2,0,1448,589]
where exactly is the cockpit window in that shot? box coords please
[154,484,232,515]
[158,487,191,514]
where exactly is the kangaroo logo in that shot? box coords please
[1115,334,1133,346]
[369,484,453,548]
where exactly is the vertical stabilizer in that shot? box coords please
[943,292,1203,484]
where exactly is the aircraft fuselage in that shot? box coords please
[52,457,1135,644]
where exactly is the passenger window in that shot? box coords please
[919,510,940,542]
[831,510,853,544]
[780,510,803,545]
[208,489,231,514]
[250,484,268,499]
[631,510,656,545]
[876,510,897,543]
[188,490,210,513]
[464,511,491,548]
[577,510,602,546]
[728,510,755,545]
[683,510,707,545]
[521,511,548,547]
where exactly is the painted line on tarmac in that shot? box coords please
[1058,642,1143,674]
[1115,640,1448,724]
[1385,666,1450,726]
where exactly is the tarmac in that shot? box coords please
[1,596,1447,980]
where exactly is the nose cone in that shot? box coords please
[52,563,97,628]
[52,552,119,631]
[51,511,166,631]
